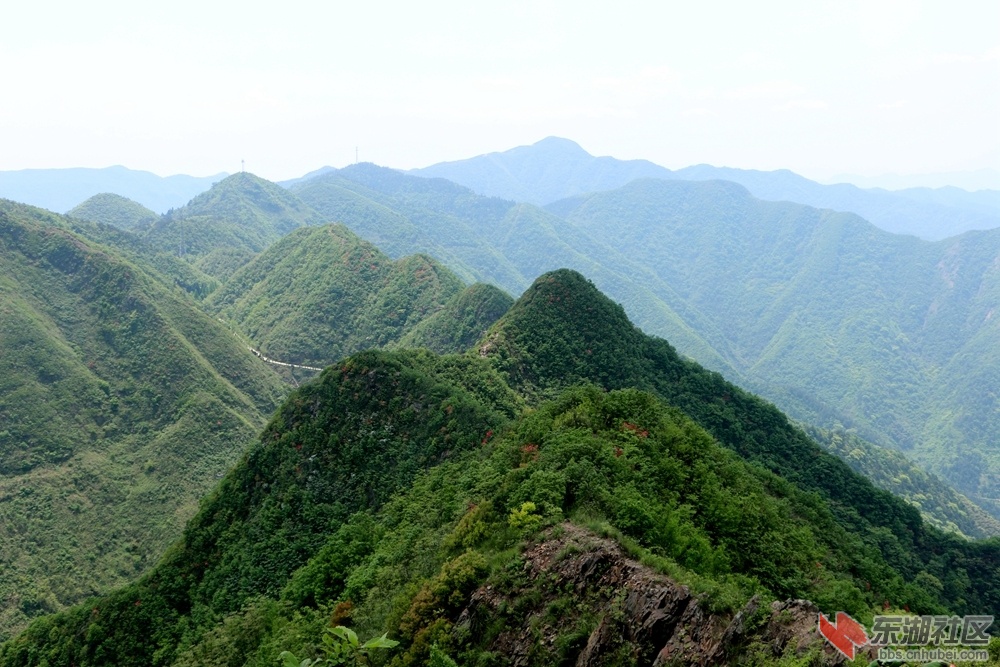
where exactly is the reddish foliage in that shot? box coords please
[622,422,649,438]
[520,443,540,463]
[330,600,354,626]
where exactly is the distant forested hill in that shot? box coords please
[145,172,325,280]
[410,137,1000,239]
[0,200,288,639]
[68,193,157,232]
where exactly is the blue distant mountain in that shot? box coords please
[0,165,226,214]
[409,137,1000,240]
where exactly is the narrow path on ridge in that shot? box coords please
[217,318,324,372]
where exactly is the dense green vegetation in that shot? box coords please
[556,180,1000,516]
[0,350,520,666]
[6,157,999,666]
[477,271,1000,595]
[294,165,1000,524]
[64,219,220,299]
[208,225,469,366]
[0,200,288,639]
[804,423,1000,539]
[292,165,738,374]
[394,283,514,355]
[3,284,998,665]
[146,172,324,279]
[68,193,158,232]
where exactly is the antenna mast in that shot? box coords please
[355,146,359,164]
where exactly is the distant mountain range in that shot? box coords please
[0,166,226,214]
[831,167,1000,192]
[5,141,998,241]
[411,137,1000,240]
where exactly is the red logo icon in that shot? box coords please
[818,612,869,659]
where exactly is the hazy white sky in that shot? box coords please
[2,0,997,182]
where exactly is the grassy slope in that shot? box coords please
[0,201,288,639]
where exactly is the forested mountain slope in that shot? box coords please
[145,172,325,280]
[207,224,491,366]
[3,273,998,667]
[555,180,1000,515]
[0,200,288,639]
[291,165,739,374]
[289,166,1000,530]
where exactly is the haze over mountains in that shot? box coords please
[5,137,998,241]
[413,137,1000,240]
[0,167,225,215]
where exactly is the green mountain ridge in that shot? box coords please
[3,270,998,667]
[208,224,502,367]
[291,165,741,375]
[0,200,288,639]
[555,179,1000,514]
[289,165,1000,527]
[5,161,997,662]
[146,172,325,280]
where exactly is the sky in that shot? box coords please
[2,0,998,184]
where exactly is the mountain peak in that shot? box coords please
[67,192,157,231]
[480,269,649,393]
[411,139,670,204]
[170,171,321,227]
[522,136,590,156]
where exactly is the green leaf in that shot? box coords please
[330,625,359,648]
[361,633,399,649]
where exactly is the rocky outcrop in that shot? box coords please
[455,524,852,666]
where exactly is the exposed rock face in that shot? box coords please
[456,524,851,666]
